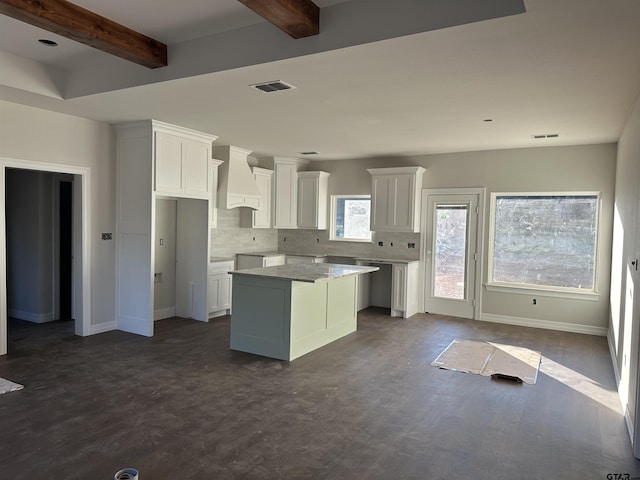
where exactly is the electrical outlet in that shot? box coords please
[390,242,393,247]
[408,243,416,248]
[159,238,164,246]
[532,298,537,305]
[378,241,383,247]
[101,233,112,240]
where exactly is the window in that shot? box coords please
[488,192,599,295]
[330,195,372,242]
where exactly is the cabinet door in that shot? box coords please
[208,273,232,313]
[219,275,232,310]
[370,174,415,231]
[264,255,286,267]
[274,163,297,228]
[208,275,222,313]
[253,170,272,228]
[183,138,210,197]
[297,176,318,228]
[392,174,414,231]
[392,264,407,312]
[370,175,392,230]
[155,131,183,194]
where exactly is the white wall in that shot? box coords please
[0,100,115,328]
[311,143,617,333]
[154,199,177,319]
[609,91,640,454]
[5,169,55,322]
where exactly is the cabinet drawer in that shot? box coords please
[264,255,286,267]
[209,261,234,275]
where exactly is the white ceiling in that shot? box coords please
[1,0,640,161]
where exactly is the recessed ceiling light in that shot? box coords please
[38,39,58,47]
[249,80,296,93]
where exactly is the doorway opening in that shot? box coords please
[59,179,73,321]
[1,158,91,356]
[421,188,485,319]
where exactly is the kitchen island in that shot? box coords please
[229,263,379,360]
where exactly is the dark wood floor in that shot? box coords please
[1,310,638,479]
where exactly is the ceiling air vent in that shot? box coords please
[250,80,296,93]
[531,133,560,139]
[300,151,319,155]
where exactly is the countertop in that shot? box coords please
[222,252,419,264]
[230,263,379,283]
[355,257,419,264]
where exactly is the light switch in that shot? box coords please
[159,239,164,246]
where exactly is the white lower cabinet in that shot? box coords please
[264,255,287,267]
[356,260,420,318]
[236,254,286,270]
[391,262,420,318]
[208,260,234,318]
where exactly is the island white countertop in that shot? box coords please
[229,263,379,283]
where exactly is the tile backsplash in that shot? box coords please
[210,208,278,257]
[211,209,420,261]
[278,229,420,261]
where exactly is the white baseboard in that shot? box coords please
[90,321,116,335]
[608,331,635,446]
[154,307,176,321]
[479,313,608,336]
[608,331,622,384]
[8,308,55,324]
[208,309,230,319]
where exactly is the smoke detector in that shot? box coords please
[250,80,296,93]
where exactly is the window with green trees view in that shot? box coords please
[489,193,599,292]
[330,195,372,241]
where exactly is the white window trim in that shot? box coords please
[486,191,601,299]
[329,194,373,243]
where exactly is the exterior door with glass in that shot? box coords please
[423,193,480,319]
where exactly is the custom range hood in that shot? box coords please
[214,145,262,209]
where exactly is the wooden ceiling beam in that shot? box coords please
[237,0,320,39]
[0,0,167,68]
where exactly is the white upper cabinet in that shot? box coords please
[367,166,425,232]
[155,131,183,194]
[297,171,329,230]
[183,138,211,196]
[271,157,309,229]
[154,123,215,199]
[114,120,217,337]
[209,159,223,227]
[240,167,273,229]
